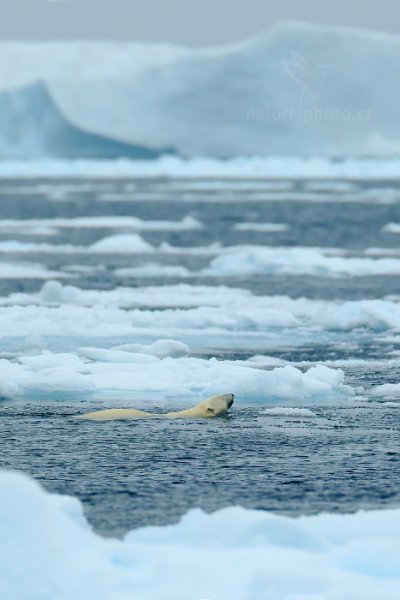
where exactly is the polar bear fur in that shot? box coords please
[77,393,234,421]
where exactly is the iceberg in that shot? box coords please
[0,81,173,159]
[1,470,400,600]
[1,22,400,158]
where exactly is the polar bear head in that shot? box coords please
[192,393,234,417]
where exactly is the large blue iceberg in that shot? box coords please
[1,22,400,158]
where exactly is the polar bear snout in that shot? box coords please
[223,393,234,408]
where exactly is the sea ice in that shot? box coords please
[2,283,400,332]
[0,351,355,404]
[1,470,400,600]
[0,262,68,279]
[0,215,202,232]
[204,247,400,277]
[233,222,289,232]
[1,156,400,180]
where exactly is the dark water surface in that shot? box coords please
[1,176,400,536]
[1,403,400,537]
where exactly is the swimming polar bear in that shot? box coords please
[77,393,234,421]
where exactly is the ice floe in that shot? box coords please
[89,233,154,253]
[233,222,289,232]
[0,262,68,279]
[1,470,400,600]
[1,156,400,180]
[3,237,400,279]
[2,283,400,333]
[113,264,191,278]
[0,235,219,255]
[0,351,354,404]
[0,215,202,232]
[382,223,400,234]
[369,383,400,398]
[204,247,400,277]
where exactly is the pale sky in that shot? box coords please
[1,0,399,45]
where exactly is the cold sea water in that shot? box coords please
[1,175,400,537]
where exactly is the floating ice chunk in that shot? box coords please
[1,352,355,404]
[0,375,22,399]
[78,340,190,363]
[382,223,400,233]
[1,282,255,308]
[0,241,78,253]
[40,280,82,304]
[88,234,154,253]
[114,264,191,278]
[0,235,157,256]
[0,224,58,236]
[0,262,67,279]
[0,238,220,255]
[78,347,159,364]
[19,352,87,372]
[0,355,94,399]
[114,339,190,358]
[204,247,400,277]
[370,383,400,398]
[2,293,400,336]
[1,470,400,600]
[233,222,288,232]
[0,215,202,232]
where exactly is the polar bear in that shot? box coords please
[77,393,234,421]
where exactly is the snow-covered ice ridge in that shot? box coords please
[1,470,400,600]
[2,156,400,179]
[3,22,400,157]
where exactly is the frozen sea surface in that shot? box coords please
[1,172,400,535]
